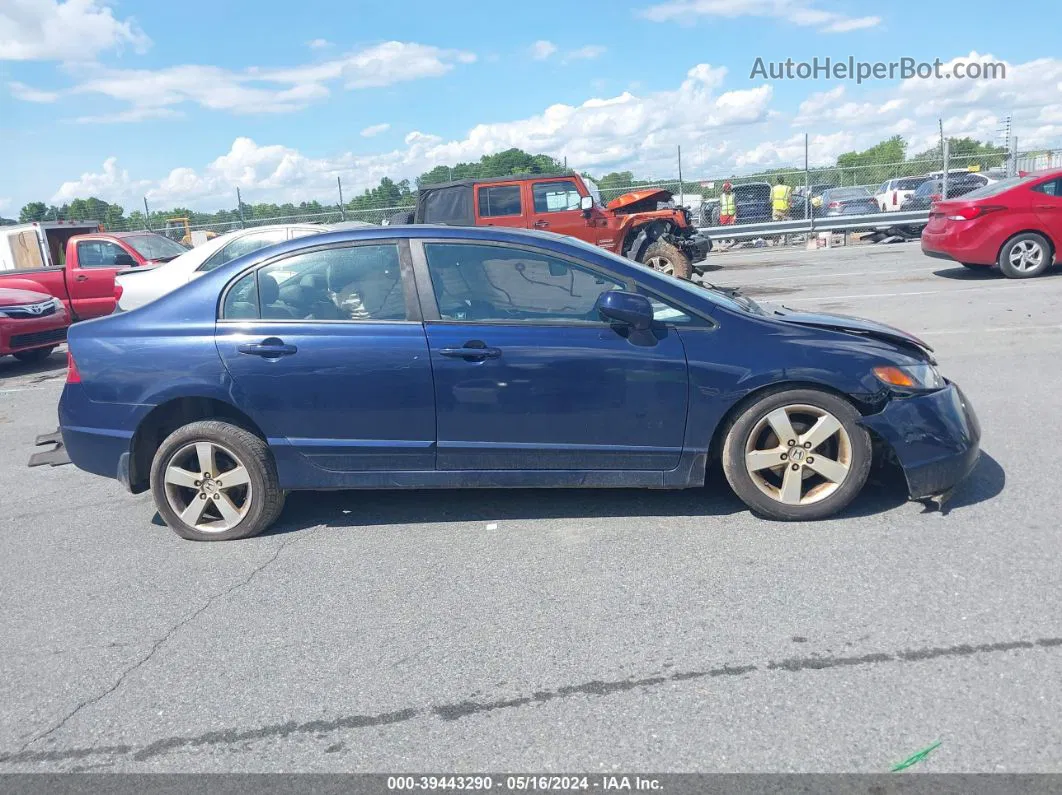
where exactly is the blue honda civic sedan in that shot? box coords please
[59,225,980,541]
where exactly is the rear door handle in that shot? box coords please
[237,338,298,357]
[439,345,502,360]
[75,274,89,282]
[1035,205,1059,211]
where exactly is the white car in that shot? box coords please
[116,222,372,311]
[874,177,930,212]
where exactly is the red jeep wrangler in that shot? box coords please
[392,173,711,279]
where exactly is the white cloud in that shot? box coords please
[50,63,773,208]
[8,80,59,102]
[307,38,332,49]
[19,41,476,119]
[530,40,558,60]
[73,107,183,124]
[641,0,881,34]
[52,156,151,204]
[0,0,150,61]
[361,123,391,138]
[565,45,606,61]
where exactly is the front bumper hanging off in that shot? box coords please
[27,427,71,468]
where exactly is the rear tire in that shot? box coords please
[150,420,284,541]
[721,389,872,521]
[998,232,1052,278]
[641,240,692,280]
[12,346,56,363]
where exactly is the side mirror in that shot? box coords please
[596,290,653,331]
[580,194,593,218]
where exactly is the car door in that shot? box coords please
[525,179,591,239]
[1031,177,1062,239]
[215,239,436,474]
[474,183,526,229]
[412,239,689,471]
[70,239,128,318]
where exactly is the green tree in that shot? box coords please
[19,201,48,223]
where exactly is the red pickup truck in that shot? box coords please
[0,221,187,320]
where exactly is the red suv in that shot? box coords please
[921,168,1062,278]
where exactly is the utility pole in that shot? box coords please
[677,145,684,208]
[337,176,346,221]
[805,133,813,234]
[143,197,151,231]
[942,139,950,199]
[236,187,246,228]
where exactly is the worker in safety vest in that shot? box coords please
[771,176,793,221]
[719,181,736,225]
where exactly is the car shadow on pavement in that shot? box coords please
[259,452,1005,536]
[0,349,67,380]
[933,265,1062,281]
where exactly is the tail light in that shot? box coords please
[827,201,841,209]
[892,191,898,204]
[114,282,123,303]
[946,205,1005,221]
[66,351,81,384]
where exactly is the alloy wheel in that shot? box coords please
[743,404,853,506]
[646,256,675,275]
[1008,240,1045,273]
[163,441,252,533]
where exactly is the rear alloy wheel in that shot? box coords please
[998,233,1052,279]
[12,346,56,363]
[150,420,284,541]
[722,389,872,521]
[641,240,692,280]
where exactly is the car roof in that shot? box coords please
[421,172,577,190]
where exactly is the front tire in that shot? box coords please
[998,232,1052,278]
[12,346,56,363]
[149,420,284,541]
[641,240,692,280]
[721,389,872,521]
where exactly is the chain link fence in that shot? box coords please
[22,144,1061,243]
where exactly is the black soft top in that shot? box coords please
[416,172,578,225]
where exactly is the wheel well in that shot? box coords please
[705,381,878,467]
[621,220,674,258]
[996,230,1056,264]
[129,397,266,494]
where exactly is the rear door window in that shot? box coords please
[478,185,523,217]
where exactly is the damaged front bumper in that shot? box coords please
[861,383,981,500]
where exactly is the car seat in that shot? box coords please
[259,274,297,319]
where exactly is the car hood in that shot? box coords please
[607,188,672,210]
[0,287,54,306]
[768,305,933,356]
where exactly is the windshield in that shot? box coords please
[124,234,189,261]
[560,235,762,314]
[583,177,602,207]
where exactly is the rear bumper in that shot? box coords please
[921,228,997,266]
[59,384,135,483]
[861,383,981,500]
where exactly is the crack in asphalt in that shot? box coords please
[1,634,1059,768]
[15,534,302,754]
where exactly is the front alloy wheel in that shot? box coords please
[722,389,872,520]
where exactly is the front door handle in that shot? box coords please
[439,343,502,361]
[238,338,298,357]
[533,220,550,228]
[1035,205,1058,211]
[75,274,89,282]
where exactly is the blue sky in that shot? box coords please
[2,0,1059,214]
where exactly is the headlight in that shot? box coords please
[873,364,945,392]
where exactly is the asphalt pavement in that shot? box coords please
[1,240,1060,773]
